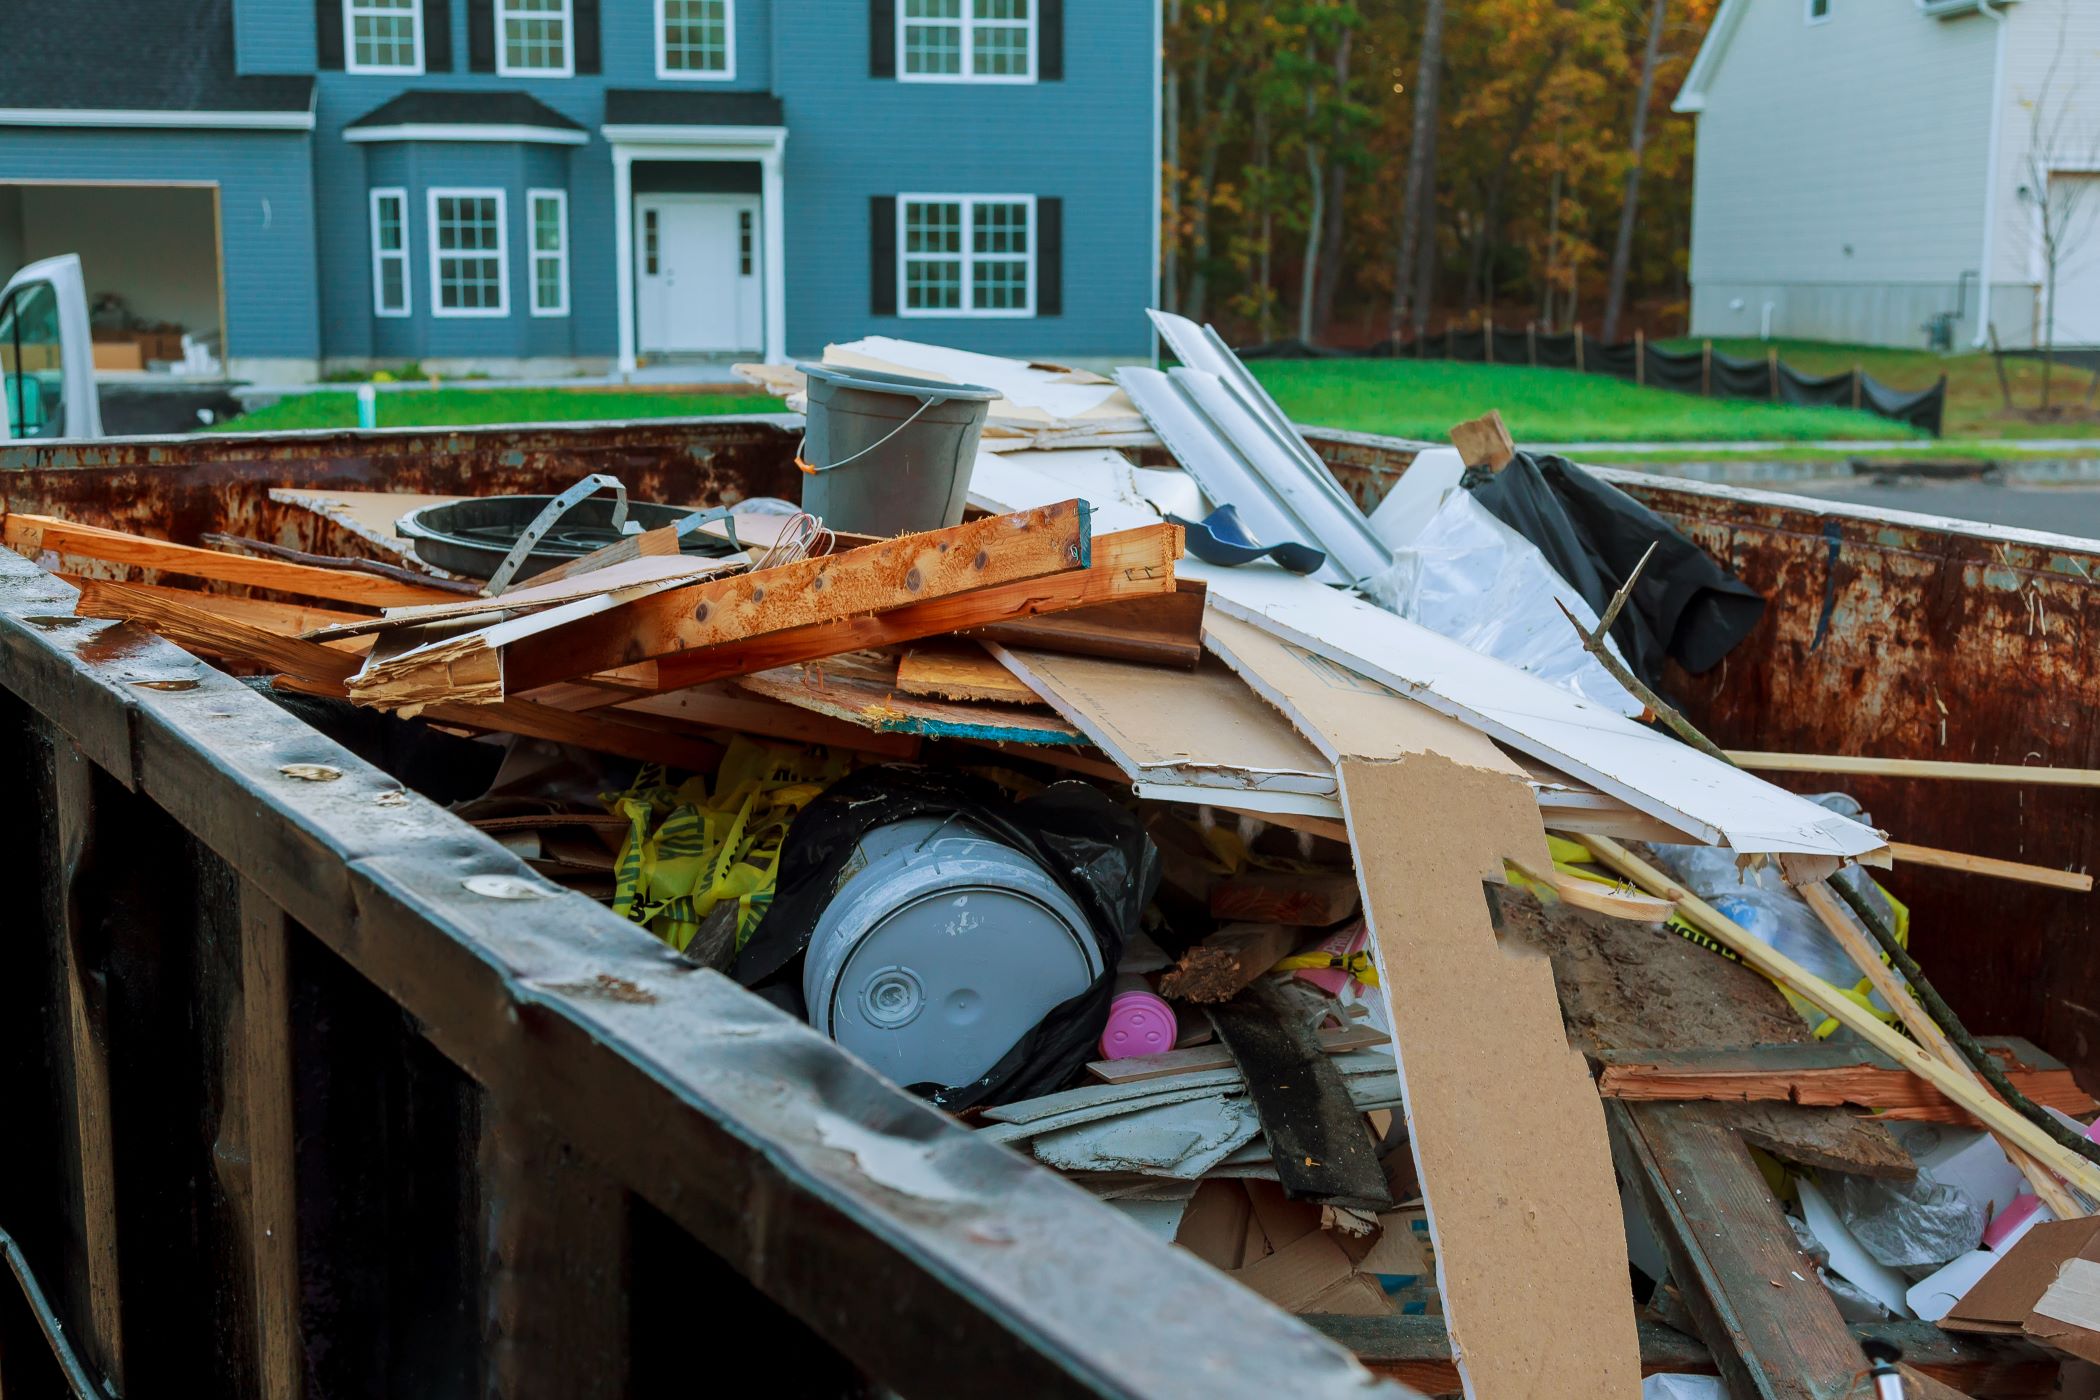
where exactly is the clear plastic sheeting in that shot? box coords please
[1386,488,1643,716]
[1641,1377,1728,1399]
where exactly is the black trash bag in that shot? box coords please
[731,764,1160,1112]
[1464,451,1765,685]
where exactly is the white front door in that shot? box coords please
[2045,173,2100,347]
[635,195,763,355]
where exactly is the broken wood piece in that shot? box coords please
[1579,833,2100,1201]
[736,651,1085,746]
[1726,751,2100,787]
[8,512,459,608]
[1509,857,1675,923]
[304,553,747,641]
[1446,409,1516,470]
[1208,871,1360,926]
[524,510,717,586]
[200,532,480,594]
[1157,924,1304,1004]
[587,523,1181,702]
[613,683,922,759]
[1595,1043,2097,1126]
[1086,1021,1388,1085]
[63,578,373,640]
[966,579,1207,668]
[896,643,1045,706]
[1889,841,2093,893]
[359,499,1097,704]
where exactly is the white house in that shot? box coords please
[1677,0,2100,349]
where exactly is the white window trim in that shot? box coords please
[1804,0,1832,26]
[528,188,570,317]
[345,0,426,75]
[896,193,1036,319]
[427,187,510,318]
[495,0,576,78]
[655,0,737,81]
[370,187,412,317]
[898,2,1038,85]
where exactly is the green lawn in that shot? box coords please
[217,386,785,434]
[1244,359,1913,444]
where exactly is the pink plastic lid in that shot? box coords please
[1985,1192,2048,1251]
[1098,990,1179,1060]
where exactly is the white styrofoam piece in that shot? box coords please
[1368,447,1467,551]
[1116,366,1351,586]
[1186,558,1888,866]
[1798,1179,1914,1319]
[826,336,1126,422]
[1170,367,1393,585]
[1907,1249,1999,1322]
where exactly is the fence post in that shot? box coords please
[1528,321,1538,368]
[1768,348,1780,402]
[1636,329,1646,388]
[1853,364,1863,411]
[1575,325,1585,374]
[1702,340,1713,397]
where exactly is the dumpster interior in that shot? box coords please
[6,316,2100,1399]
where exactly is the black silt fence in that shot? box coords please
[1234,329,1947,436]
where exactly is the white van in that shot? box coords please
[0,253,102,440]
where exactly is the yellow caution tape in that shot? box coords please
[1271,949,1381,988]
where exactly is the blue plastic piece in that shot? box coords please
[1167,504,1327,575]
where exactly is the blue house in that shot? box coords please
[0,0,1160,381]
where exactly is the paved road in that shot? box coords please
[1765,477,2100,541]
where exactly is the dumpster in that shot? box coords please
[0,415,2092,1397]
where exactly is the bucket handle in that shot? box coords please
[795,394,943,476]
[485,473,632,597]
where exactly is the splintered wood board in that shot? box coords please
[736,652,1086,746]
[896,644,1044,706]
[306,553,745,640]
[615,682,923,759]
[967,580,1207,668]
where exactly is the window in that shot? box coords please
[346,0,423,73]
[1805,0,1831,23]
[428,189,508,317]
[370,188,411,316]
[658,0,734,79]
[529,189,569,316]
[899,195,1034,316]
[0,282,64,440]
[643,208,659,274]
[900,0,1035,83]
[738,208,753,276]
[497,0,572,76]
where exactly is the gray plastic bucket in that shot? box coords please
[797,362,999,535]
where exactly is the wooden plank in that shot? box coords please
[1597,1044,2096,1125]
[1446,409,1516,470]
[63,577,373,636]
[573,523,1182,703]
[1890,840,2093,892]
[896,643,1045,706]
[966,580,1207,668]
[735,652,1086,745]
[1208,871,1360,926]
[7,512,456,607]
[43,728,126,1392]
[1157,924,1305,1003]
[365,499,1097,702]
[306,553,744,641]
[1086,1022,1388,1085]
[1728,751,2100,788]
[614,683,924,759]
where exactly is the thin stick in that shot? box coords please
[202,533,481,595]
[1555,543,1731,762]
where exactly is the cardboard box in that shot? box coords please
[1942,1216,2100,1362]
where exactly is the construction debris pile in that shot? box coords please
[16,312,2100,1398]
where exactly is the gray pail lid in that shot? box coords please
[797,361,1001,404]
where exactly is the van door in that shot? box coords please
[0,253,102,440]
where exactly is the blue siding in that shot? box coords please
[233,0,315,75]
[0,127,319,361]
[774,0,1156,359]
[600,0,772,89]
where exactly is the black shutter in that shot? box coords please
[870,0,895,77]
[467,0,494,71]
[574,0,601,73]
[1036,197,1062,316]
[1039,0,1063,80]
[316,0,344,68]
[422,0,452,70]
[871,195,898,316]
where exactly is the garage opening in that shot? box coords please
[0,183,225,376]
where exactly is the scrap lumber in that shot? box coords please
[6,513,457,608]
[306,553,746,641]
[1798,880,2083,1218]
[1595,1042,2097,1126]
[600,523,1183,702]
[1086,1022,1388,1085]
[354,500,1096,705]
[736,652,1086,746]
[63,578,372,639]
[1728,750,2100,788]
[1446,410,1517,470]
[1889,841,2093,892]
[199,532,480,594]
[525,511,709,586]
[966,579,1206,668]
[1209,871,1361,926]
[1157,924,1304,1004]
[1579,834,2100,1200]
[613,683,922,759]
[72,580,722,772]
[895,644,1045,706]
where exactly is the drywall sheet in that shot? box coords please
[825,337,1137,426]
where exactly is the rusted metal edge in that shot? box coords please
[0,547,1410,1400]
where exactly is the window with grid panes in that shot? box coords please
[660,0,732,76]
[529,191,568,316]
[901,197,1032,316]
[430,191,507,315]
[498,0,571,74]
[901,0,1033,81]
[370,189,410,315]
[347,0,421,71]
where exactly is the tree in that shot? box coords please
[1389,0,1446,341]
[1603,0,1665,342]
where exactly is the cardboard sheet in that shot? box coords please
[825,337,1137,426]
